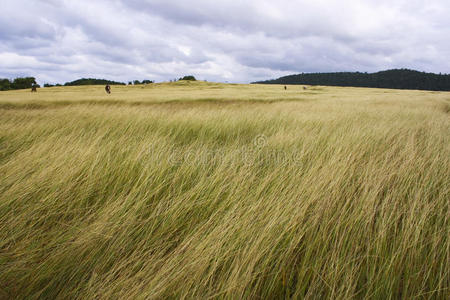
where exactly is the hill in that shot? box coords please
[254,69,450,91]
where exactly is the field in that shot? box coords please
[0,82,449,299]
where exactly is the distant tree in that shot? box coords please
[179,75,196,81]
[142,80,153,84]
[10,77,36,90]
[64,78,126,86]
[0,79,11,91]
[44,83,54,87]
[133,80,141,85]
[0,77,41,91]
[128,81,133,85]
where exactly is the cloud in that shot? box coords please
[0,0,449,84]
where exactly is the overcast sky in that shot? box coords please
[1,0,449,84]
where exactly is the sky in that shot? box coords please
[1,0,449,84]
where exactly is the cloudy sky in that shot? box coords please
[1,0,449,84]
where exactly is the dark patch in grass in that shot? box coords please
[440,102,450,114]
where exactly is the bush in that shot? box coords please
[179,75,196,81]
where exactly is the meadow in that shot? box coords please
[0,81,449,299]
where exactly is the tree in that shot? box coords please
[142,80,153,84]
[0,77,39,91]
[10,77,36,90]
[0,79,11,91]
[133,80,141,85]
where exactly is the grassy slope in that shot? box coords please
[0,82,449,299]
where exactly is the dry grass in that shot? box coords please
[0,82,449,299]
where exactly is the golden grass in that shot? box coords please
[0,82,449,299]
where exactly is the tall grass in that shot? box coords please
[0,82,449,299]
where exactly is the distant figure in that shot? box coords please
[31,85,37,92]
[303,86,307,90]
[284,86,287,90]
[105,85,111,94]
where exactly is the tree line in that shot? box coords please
[0,77,156,91]
[62,78,127,86]
[0,77,39,91]
[127,80,154,85]
[0,75,201,91]
[253,69,450,91]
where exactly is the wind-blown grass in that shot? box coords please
[0,82,449,299]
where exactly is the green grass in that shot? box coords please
[0,82,449,299]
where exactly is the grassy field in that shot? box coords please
[0,82,449,299]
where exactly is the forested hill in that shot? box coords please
[253,69,450,91]
[64,78,126,86]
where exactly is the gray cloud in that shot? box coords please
[0,0,449,84]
